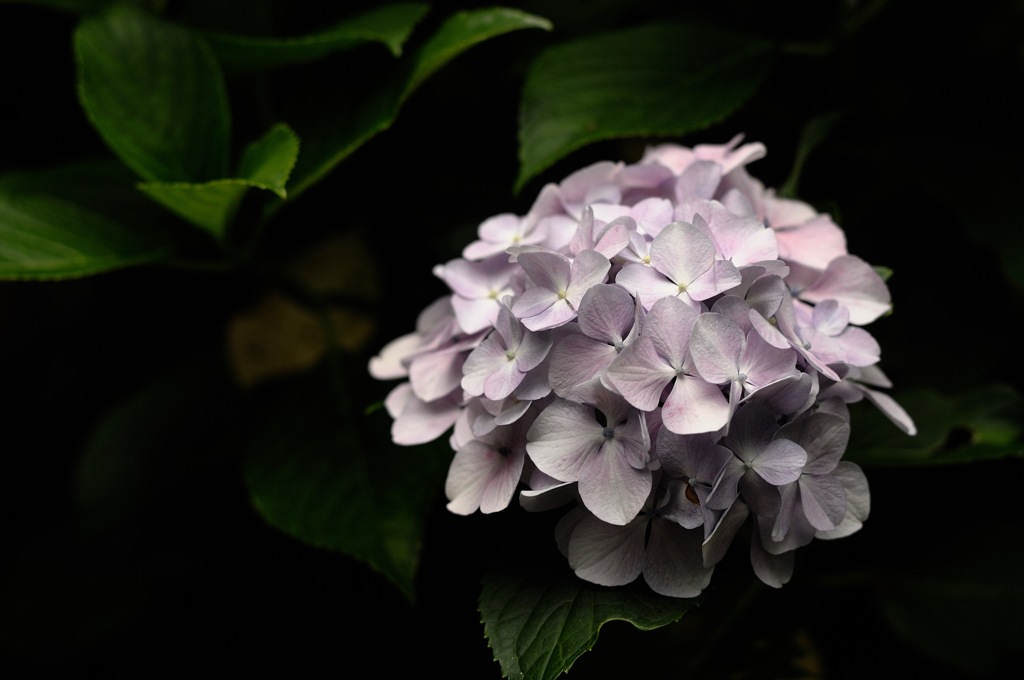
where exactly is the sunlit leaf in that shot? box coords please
[0,162,179,279]
[245,368,449,602]
[480,525,697,680]
[286,6,551,201]
[204,2,429,69]
[845,385,1024,467]
[138,123,299,238]
[75,3,230,181]
[516,22,774,191]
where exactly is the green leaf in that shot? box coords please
[78,353,241,531]
[516,23,774,192]
[286,6,551,201]
[0,162,179,279]
[778,112,844,198]
[244,367,449,602]
[204,2,430,69]
[0,0,104,10]
[406,7,553,93]
[480,526,697,680]
[138,123,299,239]
[874,521,1024,675]
[845,385,1024,467]
[236,122,301,198]
[75,3,231,181]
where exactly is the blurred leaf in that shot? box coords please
[77,354,241,530]
[0,0,103,10]
[204,2,430,69]
[779,112,844,198]
[846,385,1024,467]
[286,5,551,201]
[480,527,697,680]
[75,3,231,181]
[226,231,379,386]
[245,367,449,602]
[516,22,774,191]
[0,162,179,279]
[874,521,1024,676]
[138,123,300,238]
[226,295,375,387]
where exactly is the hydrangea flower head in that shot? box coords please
[369,136,915,596]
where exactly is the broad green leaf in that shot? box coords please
[136,180,251,240]
[480,527,697,680]
[0,162,179,279]
[874,521,1024,675]
[75,4,231,181]
[204,2,430,69]
[78,354,241,530]
[845,385,1024,467]
[245,368,449,602]
[516,23,774,191]
[407,7,553,92]
[138,123,299,238]
[286,6,551,201]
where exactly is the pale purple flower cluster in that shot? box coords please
[369,136,915,597]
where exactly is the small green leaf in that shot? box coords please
[0,162,179,279]
[75,4,231,181]
[204,2,430,69]
[236,122,301,198]
[138,123,299,238]
[245,368,448,602]
[517,23,774,192]
[286,6,551,201]
[480,527,697,680]
[845,385,1024,467]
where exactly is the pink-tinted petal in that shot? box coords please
[604,336,674,411]
[391,391,461,445]
[750,531,793,588]
[614,263,681,308]
[689,312,744,384]
[649,222,716,289]
[799,255,892,325]
[643,521,713,598]
[578,443,652,525]
[526,400,603,481]
[550,335,618,398]
[815,462,870,539]
[751,438,807,485]
[799,473,847,531]
[661,375,730,435]
[567,513,646,586]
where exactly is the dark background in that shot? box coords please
[2,1,1023,677]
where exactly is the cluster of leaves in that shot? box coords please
[2,1,1024,678]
